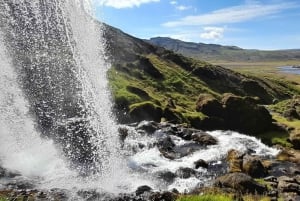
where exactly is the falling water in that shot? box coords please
[0,0,280,197]
[0,0,133,193]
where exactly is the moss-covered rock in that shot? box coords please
[214,172,267,194]
[221,93,273,134]
[196,93,223,117]
[129,101,163,122]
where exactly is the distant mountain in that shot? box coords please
[147,37,300,62]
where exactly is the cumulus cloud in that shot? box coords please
[170,1,177,5]
[176,5,192,11]
[163,2,297,27]
[200,27,224,40]
[98,0,160,9]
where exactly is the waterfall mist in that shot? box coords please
[0,0,136,193]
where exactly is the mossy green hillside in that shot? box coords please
[108,51,300,127]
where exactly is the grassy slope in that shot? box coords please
[103,23,300,145]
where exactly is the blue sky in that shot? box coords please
[95,0,300,50]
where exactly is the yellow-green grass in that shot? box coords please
[273,114,300,129]
[209,60,300,86]
[176,194,234,201]
[177,194,274,201]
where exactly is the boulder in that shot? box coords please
[149,191,177,201]
[191,132,218,146]
[129,102,163,122]
[156,171,176,183]
[157,136,175,150]
[175,167,197,179]
[163,108,183,124]
[214,172,267,194]
[135,185,152,196]
[242,155,267,178]
[196,94,223,117]
[226,149,244,173]
[136,121,159,134]
[221,93,273,134]
[276,148,300,163]
[194,159,209,169]
[289,130,300,149]
[277,176,300,194]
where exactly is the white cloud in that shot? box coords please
[176,5,192,11]
[98,0,160,9]
[163,2,297,27]
[200,27,224,40]
[170,1,177,5]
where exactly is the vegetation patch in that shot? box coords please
[176,194,234,201]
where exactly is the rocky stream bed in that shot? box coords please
[0,121,300,200]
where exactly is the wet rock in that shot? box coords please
[175,167,197,179]
[194,159,208,169]
[136,121,159,134]
[160,150,177,160]
[156,171,176,183]
[118,127,129,143]
[6,179,35,189]
[157,136,175,150]
[191,132,217,146]
[157,136,178,159]
[135,185,152,196]
[242,155,267,178]
[149,191,177,201]
[214,172,267,194]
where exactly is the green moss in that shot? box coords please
[129,101,161,111]
[176,194,233,201]
[273,114,300,128]
[257,130,292,148]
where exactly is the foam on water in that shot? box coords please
[127,129,279,192]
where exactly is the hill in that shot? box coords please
[102,24,300,135]
[147,37,300,62]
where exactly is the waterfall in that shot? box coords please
[0,0,280,197]
[0,0,128,192]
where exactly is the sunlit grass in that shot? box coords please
[176,194,234,201]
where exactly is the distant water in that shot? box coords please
[278,66,300,75]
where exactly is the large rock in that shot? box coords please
[175,167,197,179]
[226,149,243,173]
[129,101,163,122]
[196,94,223,117]
[289,129,300,149]
[276,148,300,163]
[277,176,300,194]
[214,172,267,194]
[221,94,273,134]
[242,155,267,178]
[191,132,218,146]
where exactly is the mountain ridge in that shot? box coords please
[147,37,300,62]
